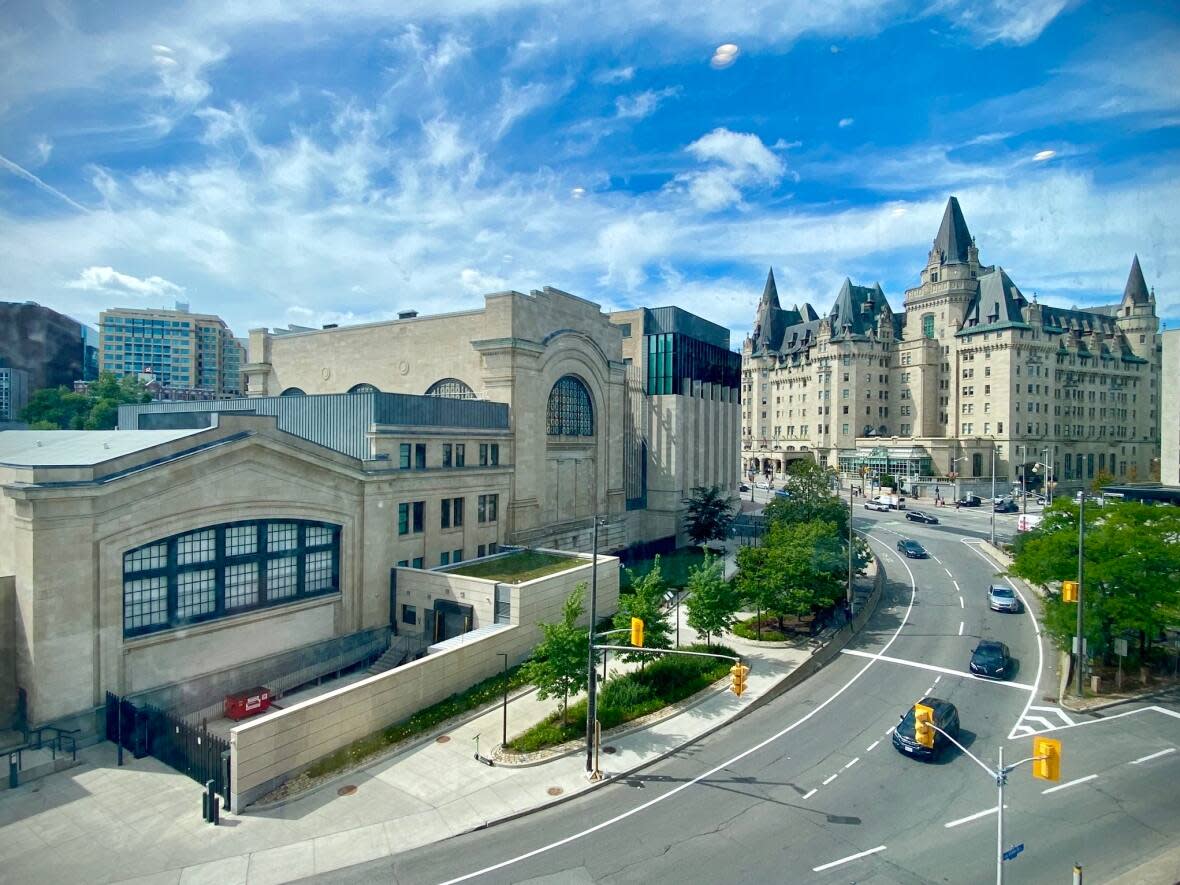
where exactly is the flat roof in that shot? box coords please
[0,429,205,467]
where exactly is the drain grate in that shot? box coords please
[337,785,357,796]
[436,735,451,743]
[547,786,564,796]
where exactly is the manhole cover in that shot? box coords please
[547,786,564,796]
[436,735,451,743]
[337,785,357,796]
[602,746,617,754]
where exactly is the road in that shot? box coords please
[305,509,1180,884]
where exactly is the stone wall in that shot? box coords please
[0,576,15,728]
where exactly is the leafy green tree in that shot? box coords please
[522,585,589,724]
[615,555,672,658]
[1009,501,1180,663]
[762,460,847,536]
[683,485,737,546]
[683,552,739,643]
[1090,469,1115,493]
[20,372,152,430]
[880,474,897,491]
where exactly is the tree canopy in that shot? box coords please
[21,372,152,430]
[761,460,848,536]
[683,552,739,643]
[682,484,738,546]
[522,584,589,724]
[1009,501,1180,663]
[615,555,673,657]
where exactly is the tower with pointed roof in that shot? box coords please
[1115,254,1159,363]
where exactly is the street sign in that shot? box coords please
[1002,843,1024,862]
[1071,637,1088,654]
[1114,638,1129,657]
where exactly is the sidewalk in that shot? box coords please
[0,552,873,885]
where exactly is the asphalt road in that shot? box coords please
[305,512,1180,885]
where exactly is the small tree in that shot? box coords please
[736,519,847,631]
[615,555,672,658]
[684,552,739,643]
[522,585,589,724]
[683,485,738,546]
[1090,469,1115,493]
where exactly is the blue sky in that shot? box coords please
[2,0,1178,344]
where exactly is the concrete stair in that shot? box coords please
[367,646,408,675]
[0,731,80,791]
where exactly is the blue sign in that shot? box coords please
[1002,843,1024,862]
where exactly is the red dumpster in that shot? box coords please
[224,687,272,721]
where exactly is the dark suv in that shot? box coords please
[892,697,960,761]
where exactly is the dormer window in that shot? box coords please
[931,272,939,283]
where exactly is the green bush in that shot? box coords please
[598,675,654,710]
[731,618,788,642]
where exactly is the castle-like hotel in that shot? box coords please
[742,197,1161,493]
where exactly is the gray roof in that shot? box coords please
[959,267,1028,332]
[933,196,973,264]
[0,429,204,467]
[1123,254,1150,305]
[828,279,897,340]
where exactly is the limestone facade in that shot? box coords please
[1162,329,1180,487]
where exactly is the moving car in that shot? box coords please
[969,640,1013,679]
[892,697,960,761]
[863,500,890,512]
[897,539,927,558]
[994,499,1018,513]
[987,584,1022,613]
[905,510,939,524]
[957,494,982,507]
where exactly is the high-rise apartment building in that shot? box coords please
[0,367,30,422]
[98,304,244,396]
[742,197,1161,494]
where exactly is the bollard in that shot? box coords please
[205,779,216,824]
[202,790,210,823]
[211,794,220,826]
[8,754,17,789]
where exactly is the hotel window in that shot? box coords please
[399,443,411,470]
[478,494,499,523]
[455,444,466,467]
[415,443,427,469]
[442,444,453,468]
[922,314,935,339]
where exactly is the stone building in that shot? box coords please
[742,197,1161,493]
[1162,329,1180,487]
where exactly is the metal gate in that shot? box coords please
[105,693,229,806]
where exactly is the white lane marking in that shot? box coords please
[945,805,1007,828]
[944,567,953,577]
[959,596,964,608]
[962,540,1045,740]
[844,757,860,770]
[958,621,964,636]
[1011,724,1035,737]
[812,845,887,873]
[802,788,818,800]
[866,740,880,752]
[1018,705,1180,737]
[436,530,919,885]
[952,580,960,593]
[822,773,839,785]
[1029,705,1075,727]
[840,649,1036,691]
[1023,715,1058,731]
[1131,748,1176,765]
[934,676,941,684]
[1042,774,1098,795]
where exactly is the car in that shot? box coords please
[994,499,1018,513]
[969,640,1013,679]
[957,495,982,507]
[905,510,939,524]
[897,539,927,558]
[1034,495,1047,505]
[863,500,890,512]
[738,483,750,492]
[892,697,961,761]
[987,584,1022,613]
[755,480,770,490]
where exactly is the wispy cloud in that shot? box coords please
[838,117,854,128]
[0,153,90,213]
[67,266,185,298]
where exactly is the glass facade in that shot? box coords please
[645,332,741,396]
[121,519,340,637]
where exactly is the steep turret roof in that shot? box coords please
[957,267,1028,333]
[933,196,973,265]
[1122,254,1150,305]
[828,278,897,340]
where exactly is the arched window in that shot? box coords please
[546,375,594,436]
[280,387,306,397]
[425,378,476,400]
[348,383,379,394]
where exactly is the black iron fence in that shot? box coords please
[105,693,229,806]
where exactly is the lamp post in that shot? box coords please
[1076,496,1086,696]
[847,479,854,618]
[950,456,965,504]
[497,652,509,748]
[1019,445,1028,515]
[990,443,1002,546]
[585,515,606,773]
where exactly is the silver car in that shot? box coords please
[987,585,1021,613]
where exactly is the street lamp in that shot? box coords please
[950,456,965,504]
[584,514,608,773]
[990,442,1002,547]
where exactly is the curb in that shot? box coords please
[1060,685,1179,714]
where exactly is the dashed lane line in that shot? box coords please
[822,773,839,786]
[958,621,964,636]
[802,788,818,800]
[1131,748,1176,765]
[959,596,964,608]
[812,845,887,873]
[866,740,880,753]
[944,567,953,577]
[1042,774,1098,795]
[844,757,860,770]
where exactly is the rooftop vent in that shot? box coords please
[397,310,419,320]
[322,324,338,329]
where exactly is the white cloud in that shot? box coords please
[67,266,185,297]
[838,117,854,128]
[1033,149,1056,161]
[710,43,740,69]
[614,87,680,121]
[460,267,509,293]
[593,65,635,84]
[33,136,54,165]
[677,128,785,210]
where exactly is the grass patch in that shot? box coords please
[302,663,530,780]
[731,618,788,642]
[620,547,707,592]
[506,644,736,753]
[449,550,580,583]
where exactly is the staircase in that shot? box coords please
[367,646,408,675]
[0,726,81,791]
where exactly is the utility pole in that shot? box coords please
[1020,444,1028,515]
[585,516,601,773]
[847,479,854,617]
[1076,495,1086,696]
[990,443,1000,547]
[498,652,509,748]
[996,744,1005,885]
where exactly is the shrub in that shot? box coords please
[731,618,788,642]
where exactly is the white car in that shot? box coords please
[863,500,890,512]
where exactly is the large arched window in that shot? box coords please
[546,375,594,436]
[348,383,380,394]
[280,387,306,397]
[122,519,340,637]
[425,378,476,400]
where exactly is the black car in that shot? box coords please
[994,499,1018,513]
[906,510,939,524]
[957,495,982,507]
[970,640,1013,679]
[897,539,927,558]
[892,697,961,761]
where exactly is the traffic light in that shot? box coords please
[913,703,935,749]
[630,617,644,647]
[730,663,749,696]
[1032,735,1061,781]
[1061,580,1078,603]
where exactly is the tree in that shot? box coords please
[1090,469,1115,493]
[880,473,897,491]
[522,585,589,724]
[20,372,151,430]
[762,460,848,536]
[736,519,850,631]
[1009,501,1180,664]
[683,485,737,547]
[615,555,672,658]
[684,552,739,643]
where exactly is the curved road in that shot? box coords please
[308,511,1180,884]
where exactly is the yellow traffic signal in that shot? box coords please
[914,703,935,749]
[1032,736,1061,781]
[730,663,749,696]
[630,617,644,647]
[1061,580,1078,602]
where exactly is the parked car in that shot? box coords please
[957,495,982,507]
[755,480,770,490]
[897,539,928,558]
[986,584,1022,613]
[892,697,961,761]
[864,500,890,512]
[994,499,1018,513]
[906,510,939,524]
[969,640,1013,679]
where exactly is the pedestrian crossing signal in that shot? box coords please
[730,663,749,696]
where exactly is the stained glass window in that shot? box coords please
[546,375,594,436]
